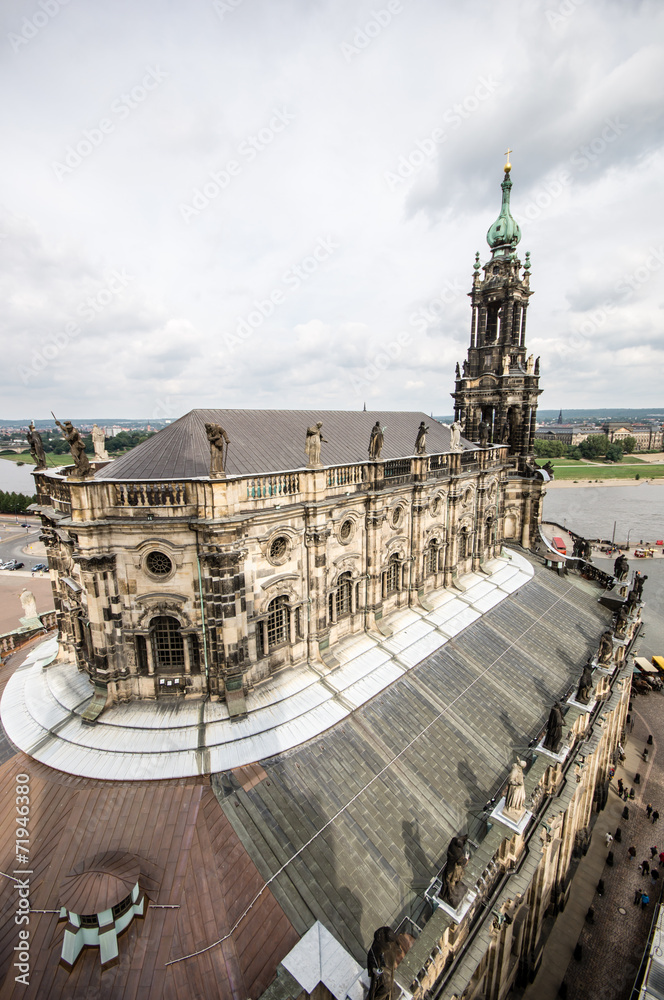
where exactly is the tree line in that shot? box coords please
[534,434,637,462]
[0,490,37,514]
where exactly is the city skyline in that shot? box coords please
[1,0,662,419]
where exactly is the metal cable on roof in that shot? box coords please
[165,582,578,967]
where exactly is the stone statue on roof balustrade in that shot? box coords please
[450,420,462,452]
[206,423,230,477]
[414,421,428,455]
[543,701,564,753]
[91,424,109,462]
[368,421,384,460]
[305,421,327,468]
[26,422,47,471]
[503,759,527,820]
[52,414,91,478]
[576,663,594,705]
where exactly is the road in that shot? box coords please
[0,517,45,572]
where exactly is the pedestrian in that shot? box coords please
[630,787,636,799]
[634,887,643,905]
[642,892,650,909]
[623,788,630,801]
[651,846,658,859]
[643,749,649,763]
[641,860,651,876]
[653,810,660,824]
[658,850,664,866]
[628,846,637,861]
[652,869,660,886]
[605,832,614,847]
[647,803,653,818]
[618,778,625,795]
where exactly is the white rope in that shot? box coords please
[166,583,576,966]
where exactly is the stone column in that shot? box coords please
[444,489,461,587]
[520,492,532,549]
[365,496,386,625]
[304,493,332,662]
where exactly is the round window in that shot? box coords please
[340,520,353,542]
[146,551,173,576]
[270,536,288,560]
[391,506,404,528]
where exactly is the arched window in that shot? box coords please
[485,518,494,548]
[267,595,290,650]
[459,529,469,561]
[386,554,401,594]
[336,572,352,619]
[425,541,439,576]
[152,616,185,672]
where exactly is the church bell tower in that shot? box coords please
[453,155,541,467]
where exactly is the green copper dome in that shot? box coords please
[486,168,521,257]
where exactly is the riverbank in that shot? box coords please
[547,479,664,489]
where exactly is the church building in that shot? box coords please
[0,164,637,1000]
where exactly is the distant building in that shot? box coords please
[603,422,663,451]
[534,424,594,446]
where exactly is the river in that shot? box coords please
[0,460,41,494]
[542,483,664,545]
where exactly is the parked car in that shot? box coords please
[31,563,47,572]
[8,561,24,570]
[20,522,28,527]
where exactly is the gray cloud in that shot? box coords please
[0,0,662,417]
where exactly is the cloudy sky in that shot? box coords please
[1,0,662,420]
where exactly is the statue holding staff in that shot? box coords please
[52,413,91,477]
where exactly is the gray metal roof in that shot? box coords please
[95,410,471,481]
[213,559,610,964]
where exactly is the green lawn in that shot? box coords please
[537,461,664,480]
[0,452,65,466]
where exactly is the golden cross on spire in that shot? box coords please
[504,147,512,173]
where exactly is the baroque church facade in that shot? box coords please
[0,165,640,1000]
[33,162,545,718]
